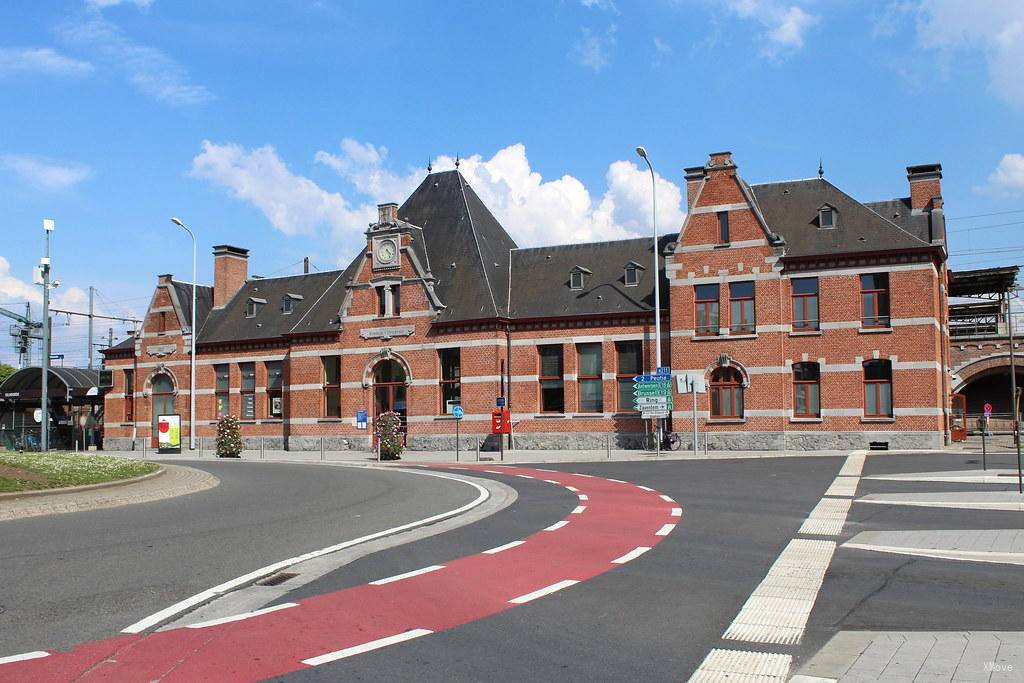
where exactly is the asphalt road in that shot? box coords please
[0,460,476,655]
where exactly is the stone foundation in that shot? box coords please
[285,435,371,452]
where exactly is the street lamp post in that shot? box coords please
[635,147,663,453]
[170,217,197,451]
[39,219,56,451]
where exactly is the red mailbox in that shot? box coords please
[491,409,511,434]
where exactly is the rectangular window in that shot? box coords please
[392,285,401,316]
[266,361,283,418]
[793,363,821,418]
[863,360,893,417]
[538,345,565,413]
[215,364,230,418]
[791,277,820,330]
[376,288,387,317]
[695,284,720,336]
[439,348,461,414]
[124,369,134,422]
[860,273,890,328]
[718,211,730,243]
[616,340,643,412]
[240,362,256,419]
[729,281,756,334]
[577,343,603,413]
[323,356,341,418]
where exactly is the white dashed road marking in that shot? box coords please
[544,520,569,531]
[638,485,654,492]
[301,629,434,666]
[655,523,676,536]
[578,494,588,501]
[369,565,445,586]
[0,651,50,665]
[671,507,682,517]
[660,494,674,502]
[508,580,580,604]
[483,540,525,555]
[571,505,586,514]
[611,546,652,564]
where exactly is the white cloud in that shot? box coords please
[321,141,685,247]
[724,0,818,56]
[980,154,1024,196]
[0,47,94,77]
[56,13,212,106]
[580,0,619,13]
[0,255,90,314]
[908,0,1024,108]
[87,0,154,8]
[571,25,617,72]
[190,140,374,239]
[0,154,92,190]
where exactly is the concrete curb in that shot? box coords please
[0,467,165,502]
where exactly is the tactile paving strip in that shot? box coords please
[798,497,853,536]
[688,648,792,682]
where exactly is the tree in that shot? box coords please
[0,363,15,385]
[375,411,403,460]
[216,415,243,458]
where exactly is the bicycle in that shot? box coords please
[662,431,682,451]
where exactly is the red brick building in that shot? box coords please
[101,153,950,451]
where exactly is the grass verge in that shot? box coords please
[0,452,159,493]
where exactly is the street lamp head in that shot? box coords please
[170,217,185,228]
[635,146,648,159]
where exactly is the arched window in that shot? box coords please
[151,373,174,394]
[710,367,744,419]
[863,360,893,417]
[793,362,820,418]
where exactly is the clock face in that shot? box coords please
[376,240,396,263]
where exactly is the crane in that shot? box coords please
[0,304,43,369]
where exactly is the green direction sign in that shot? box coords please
[633,381,671,397]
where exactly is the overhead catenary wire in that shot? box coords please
[946,208,1024,221]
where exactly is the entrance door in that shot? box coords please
[373,360,407,443]
[150,373,175,447]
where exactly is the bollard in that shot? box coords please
[320,436,325,461]
[260,436,265,460]
[142,438,147,459]
[606,433,610,459]
[476,439,480,462]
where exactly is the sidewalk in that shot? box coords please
[124,446,859,466]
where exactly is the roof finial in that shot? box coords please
[427,158,432,174]
[455,154,460,169]
[818,157,824,180]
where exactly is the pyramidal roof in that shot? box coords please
[398,170,519,322]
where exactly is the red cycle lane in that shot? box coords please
[0,465,681,682]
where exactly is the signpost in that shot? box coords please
[634,372,673,455]
[452,404,464,462]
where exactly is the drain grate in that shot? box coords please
[868,441,889,451]
[255,571,298,587]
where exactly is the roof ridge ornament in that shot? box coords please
[818,158,824,180]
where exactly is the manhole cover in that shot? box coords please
[255,572,297,587]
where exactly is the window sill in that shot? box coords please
[713,243,730,249]
[693,334,727,341]
[859,327,892,334]
[571,413,605,418]
[534,413,568,419]
[789,330,822,337]
[317,418,344,423]
[726,333,758,339]
[118,422,133,427]
[707,418,745,424]
[239,420,256,425]
[790,417,823,423]
[263,419,283,424]
[612,412,641,418]
[434,415,460,421]
[861,417,895,423]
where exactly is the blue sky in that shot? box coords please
[2,0,1023,366]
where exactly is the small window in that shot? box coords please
[376,288,387,317]
[240,362,256,419]
[860,273,890,328]
[793,362,821,418]
[439,348,461,414]
[863,359,893,417]
[282,298,294,315]
[323,356,341,418]
[819,207,836,229]
[577,343,603,413]
[791,277,820,330]
[624,265,639,287]
[266,361,283,418]
[245,300,256,318]
[718,211,730,243]
[728,281,756,334]
[695,284,720,336]
[124,369,135,422]
[570,271,585,290]
[616,340,643,412]
[215,364,229,418]
[538,345,565,413]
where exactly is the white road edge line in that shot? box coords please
[612,546,652,564]
[516,474,534,479]
[483,540,525,554]
[185,602,299,629]
[607,478,626,483]
[671,507,682,517]
[508,579,580,604]
[660,494,674,502]
[543,479,560,484]
[484,470,503,474]
[571,505,587,514]
[535,468,557,473]
[122,470,490,634]
[655,523,676,536]
[301,628,434,666]
[578,494,588,501]
[369,565,445,586]
[544,520,569,531]
[565,486,579,492]
[638,485,654,492]
[0,651,50,665]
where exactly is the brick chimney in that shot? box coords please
[377,203,399,224]
[684,166,705,210]
[907,163,942,211]
[212,245,249,308]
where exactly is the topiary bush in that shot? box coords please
[375,411,403,460]
[216,415,243,458]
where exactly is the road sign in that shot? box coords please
[634,374,665,383]
[634,396,672,408]
[452,405,464,419]
[656,366,671,376]
[984,402,993,416]
[356,410,368,429]
[634,382,671,396]
[641,409,670,419]
[496,396,506,407]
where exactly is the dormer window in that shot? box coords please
[569,266,592,291]
[245,297,266,318]
[818,205,837,229]
[623,261,645,287]
[281,293,303,315]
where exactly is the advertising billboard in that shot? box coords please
[157,414,181,453]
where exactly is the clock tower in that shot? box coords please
[370,203,402,272]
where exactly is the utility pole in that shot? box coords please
[40,219,55,451]
[108,327,113,349]
[87,286,95,369]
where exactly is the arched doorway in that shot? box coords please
[150,372,175,447]
[373,360,407,442]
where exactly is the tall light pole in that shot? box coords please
[39,219,56,451]
[170,217,197,451]
[636,147,663,450]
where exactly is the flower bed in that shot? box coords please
[0,452,159,493]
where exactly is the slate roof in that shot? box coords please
[170,281,213,332]
[198,267,355,344]
[863,197,944,245]
[100,335,135,354]
[508,236,670,319]
[398,170,519,321]
[750,179,933,258]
